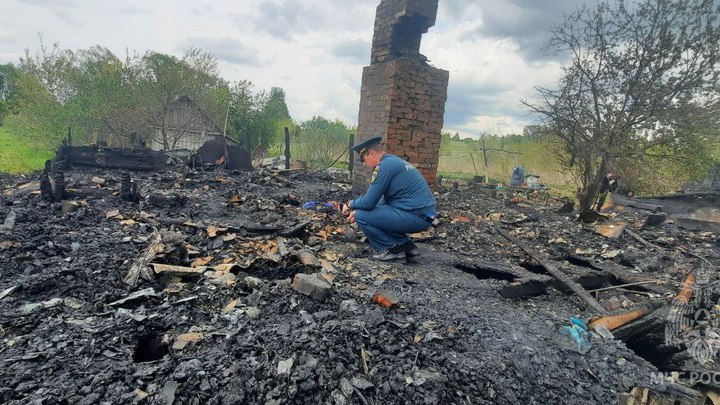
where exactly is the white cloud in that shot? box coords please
[177,37,260,66]
[0,0,576,133]
[0,28,15,44]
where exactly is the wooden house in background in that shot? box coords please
[147,96,226,151]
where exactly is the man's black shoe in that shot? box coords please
[401,241,421,257]
[373,249,406,261]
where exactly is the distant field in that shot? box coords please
[437,136,576,199]
[0,128,54,174]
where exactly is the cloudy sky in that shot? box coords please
[0,0,589,138]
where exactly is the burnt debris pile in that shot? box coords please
[0,166,718,404]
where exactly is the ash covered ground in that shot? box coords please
[0,167,718,404]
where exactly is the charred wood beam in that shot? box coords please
[58,146,168,171]
[564,254,675,295]
[624,229,665,253]
[123,231,164,287]
[457,259,621,299]
[496,227,607,314]
[135,215,307,239]
[610,194,663,212]
[279,220,311,237]
[555,264,611,291]
[455,260,552,298]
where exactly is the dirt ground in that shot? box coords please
[1,166,718,404]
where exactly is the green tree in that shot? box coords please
[227,80,275,154]
[263,87,291,122]
[132,48,228,149]
[0,64,20,126]
[7,37,77,147]
[524,0,720,210]
[62,46,135,142]
[292,116,353,168]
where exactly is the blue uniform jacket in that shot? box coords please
[350,154,436,215]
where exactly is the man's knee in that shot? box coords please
[354,209,370,223]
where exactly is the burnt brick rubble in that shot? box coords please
[0,167,718,404]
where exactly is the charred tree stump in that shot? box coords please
[40,172,54,202]
[120,174,141,203]
[53,170,66,201]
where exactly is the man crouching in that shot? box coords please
[333,136,437,261]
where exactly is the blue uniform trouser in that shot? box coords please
[354,204,431,251]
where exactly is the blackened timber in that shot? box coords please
[40,172,53,201]
[123,231,164,287]
[279,220,311,237]
[284,127,291,170]
[53,171,66,201]
[496,227,607,314]
[455,260,552,298]
[348,133,355,176]
[564,254,675,295]
[58,146,168,171]
[625,229,665,253]
[608,194,663,212]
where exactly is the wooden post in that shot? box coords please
[482,139,488,183]
[284,127,291,170]
[67,127,72,146]
[469,152,478,176]
[348,133,355,176]
[222,134,230,169]
[475,139,521,185]
[222,101,231,169]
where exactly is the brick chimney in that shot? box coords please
[353,0,449,192]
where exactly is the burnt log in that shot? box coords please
[455,260,552,298]
[496,227,607,313]
[57,145,168,171]
[123,231,165,287]
[40,172,54,202]
[609,194,663,212]
[53,170,66,201]
[148,193,187,208]
[564,254,675,295]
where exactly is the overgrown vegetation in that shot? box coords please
[281,117,355,169]
[524,0,720,210]
[437,131,720,197]
[438,132,572,186]
[2,12,718,196]
[0,37,360,173]
[0,127,53,173]
[0,37,291,153]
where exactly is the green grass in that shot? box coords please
[0,127,54,174]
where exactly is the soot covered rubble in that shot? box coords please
[0,166,718,405]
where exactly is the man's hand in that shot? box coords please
[330,201,352,217]
[347,210,356,223]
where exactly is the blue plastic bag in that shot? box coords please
[303,201,334,211]
[558,317,591,354]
